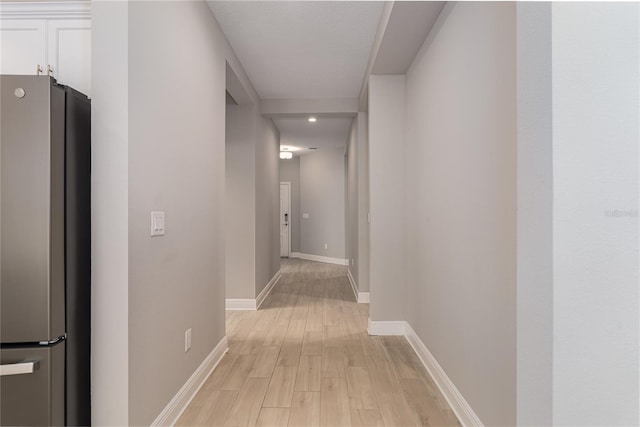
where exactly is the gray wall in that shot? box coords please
[299,149,346,259]
[91,2,129,423]
[403,4,517,425]
[345,112,370,294]
[255,117,281,296]
[368,75,406,321]
[127,2,227,424]
[345,119,359,285]
[226,104,256,299]
[368,3,640,425]
[369,3,517,425]
[93,1,267,424]
[279,157,301,253]
[516,3,553,425]
[356,113,370,292]
[517,4,639,424]
[226,108,280,301]
[551,3,638,424]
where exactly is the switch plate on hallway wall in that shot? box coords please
[151,211,165,236]
[303,213,310,219]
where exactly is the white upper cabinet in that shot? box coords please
[0,19,47,76]
[1,2,91,96]
[47,19,91,96]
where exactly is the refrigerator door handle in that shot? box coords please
[0,360,40,376]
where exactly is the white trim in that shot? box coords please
[225,270,282,311]
[405,323,483,427]
[151,336,229,427]
[289,252,301,259]
[256,270,282,309]
[367,319,483,426]
[225,299,256,311]
[346,269,369,303]
[347,268,359,302]
[357,292,370,303]
[0,2,91,19]
[279,182,291,257]
[296,253,349,266]
[367,319,406,336]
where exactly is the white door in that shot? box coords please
[280,183,290,257]
[0,20,47,75]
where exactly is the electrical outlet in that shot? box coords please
[185,328,192,352]
[324,243,328,250]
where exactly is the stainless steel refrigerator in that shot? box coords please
[0,76,91,426]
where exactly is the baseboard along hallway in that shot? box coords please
[176,259,460,426]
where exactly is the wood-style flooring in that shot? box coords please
[177,259,460,427]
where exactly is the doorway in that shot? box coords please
[280,182,291,257]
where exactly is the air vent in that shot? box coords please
[309,147,318,150]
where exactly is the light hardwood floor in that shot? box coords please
[177,259,460,427]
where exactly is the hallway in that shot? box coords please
[176,260,459,427]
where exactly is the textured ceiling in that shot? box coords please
[274,117,353,155]
[208,1,384,99]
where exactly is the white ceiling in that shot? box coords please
[208,1,384,100]
[274,117,353,156]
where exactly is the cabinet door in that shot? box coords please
[47,19,91,96]
[0,20,47,75]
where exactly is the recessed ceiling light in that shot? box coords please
[308,117,317,123]
[280,151,293,160]
[280,145,300,152]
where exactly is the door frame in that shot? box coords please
[280,181,291,257]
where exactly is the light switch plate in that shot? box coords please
[303,213,310,219]
[151,211,165,236]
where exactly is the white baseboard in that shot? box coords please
[256,270,282,309]
[367,319,483,426]
[404,323,483,427]
[295,252,349,266]
[226,270,282,311]
[346,270,370,303]
[151,336,229,426]
[225,299,257,311]
[367,319,406,336]
[357,292,370,303]
[289,252,301,258]
[347,269,359,302]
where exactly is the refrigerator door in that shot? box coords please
[0,343,65,426]
[64,86,92,426]
[0,76,66,343]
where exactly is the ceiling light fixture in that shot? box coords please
[280,151,293,160]
[308,117,317,123]
[280,145,300,152]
